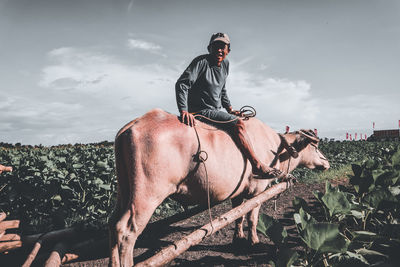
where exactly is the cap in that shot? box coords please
[209,32,230,45]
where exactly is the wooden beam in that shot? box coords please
[61,253,79,264]
[0,233,21,242]
[0,220,20,231]
[0,240,22,253]
[136,182,291,267]
[45,242,68,267]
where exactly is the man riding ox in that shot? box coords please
[175,32,297,179]
[108,33,330,267]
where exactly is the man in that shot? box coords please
[175,32,289,178]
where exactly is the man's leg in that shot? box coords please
[233,119,282,177]
[195,109,282,177]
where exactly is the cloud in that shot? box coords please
[127,38,162,52]
[6,46,323,144]
[127,0,135,13]
[26,46,178,144]
[228,64,319,129]
[0,94,83,144]
[4,46,397,145]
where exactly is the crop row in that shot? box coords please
[0,140,399,234]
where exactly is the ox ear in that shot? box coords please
[299,129,320,144]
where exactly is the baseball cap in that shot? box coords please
[209,32,230,45]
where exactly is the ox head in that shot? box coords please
[291,129,330,170]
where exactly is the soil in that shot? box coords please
[62,178,348,267]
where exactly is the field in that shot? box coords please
[0,140,399,266]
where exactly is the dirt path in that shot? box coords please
[64,180,338,266]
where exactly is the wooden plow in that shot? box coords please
[1,165,107,266]
[0,213,22,253]
[0,216,107,267]
[136,181,292,267]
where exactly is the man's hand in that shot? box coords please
[226,106,241,116]
[0,164,12,174]
[180,110,195,127]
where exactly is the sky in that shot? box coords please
[0,0,399,145]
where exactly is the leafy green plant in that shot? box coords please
[0,143,183,234]
[257,214,298,267]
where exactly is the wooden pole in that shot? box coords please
[45,242,68,267]
[22,241,42,267]
[0,233,21,242]
[0,220,20,232]
[0,240,22,252]
[21,228,78,267]
[136,182,291,267]
[59,237,108,264]
[61,253,79,264]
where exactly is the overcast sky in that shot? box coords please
[1,0,399,145]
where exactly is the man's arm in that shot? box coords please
[221,84,240,115]
[221,83,231,111]
[220,61,240,115]
[175,58,202,126]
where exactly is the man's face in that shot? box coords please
[209,41,229,65]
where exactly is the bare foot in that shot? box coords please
[252,165,283,179]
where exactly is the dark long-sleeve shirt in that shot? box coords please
[175,54,231,113]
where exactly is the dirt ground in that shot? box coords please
[62,179,347,267]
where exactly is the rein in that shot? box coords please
[193,105,256,124]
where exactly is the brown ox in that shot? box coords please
[109,108,329,266]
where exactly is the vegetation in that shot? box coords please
[0,142,181,234]
[258,142,400,266]
[1,139,399,265]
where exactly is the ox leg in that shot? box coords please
[109,205,121,267]
[247,205,261,245]
[115,203,137,267]
[114,188,174,267]
[231,197,246,243]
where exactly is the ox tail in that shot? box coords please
[114,129,136,218]
[109,128,138,267]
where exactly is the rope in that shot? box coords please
[193,105,256,124]
[193,126,214,234]
[190,106,256,234]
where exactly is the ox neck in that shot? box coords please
[279,152,301,174]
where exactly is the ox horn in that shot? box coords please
[299,129,320,143]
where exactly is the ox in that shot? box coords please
[109,108,329,266]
